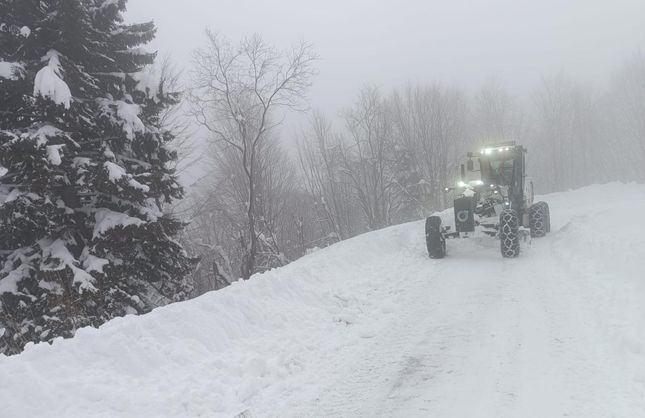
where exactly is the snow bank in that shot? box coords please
[0,183,643,417]
[0,209,421,417]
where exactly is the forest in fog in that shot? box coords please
[179,33,645,293]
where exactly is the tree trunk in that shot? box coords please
[243,156,257,280]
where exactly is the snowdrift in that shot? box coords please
[1,183,644,418]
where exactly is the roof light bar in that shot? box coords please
[480,145,512,155]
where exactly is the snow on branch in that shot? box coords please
[98,98,146,139]
[116,100,145,139]
[0,264,29,294]
[80,248,109,274]
[0,61,24,80]
[34,124,64,145]
[46,145,64,166]
[104,161,150,192]
[132,67,161,99]
[34,50,72,109]
[93,208,144,239]
[40,239,98,293]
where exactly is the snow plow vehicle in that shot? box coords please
[426,142,550,259]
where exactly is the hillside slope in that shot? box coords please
[1,183,644,417]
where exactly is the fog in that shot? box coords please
[127,0,645,116]
[2,1,645,397]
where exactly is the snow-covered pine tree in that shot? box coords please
[0,0,196,355]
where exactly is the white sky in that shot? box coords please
[126,0,645,109]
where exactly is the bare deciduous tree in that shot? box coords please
[389,83,468,214]
[531,74,599,191]
[340,86,398,229]
[188,31,316,279]
[606,52,645,181]
[156,56,202,177]
[472,78,527,147]
[297,111,358,241]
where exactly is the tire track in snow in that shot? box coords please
[302,249,446,417]
[294,210,639,417]
[298,238,533,417]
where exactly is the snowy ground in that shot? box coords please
[1,183,644,417]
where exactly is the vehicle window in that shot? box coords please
[482,158,514,185]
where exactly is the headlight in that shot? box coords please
[457,181,467,188]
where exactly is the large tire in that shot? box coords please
[425,216,446,259]
[529,201,550,238]
[499,209,520,258]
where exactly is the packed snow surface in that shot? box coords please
[0,183,644,417]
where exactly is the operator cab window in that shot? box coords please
[481,157,514,186]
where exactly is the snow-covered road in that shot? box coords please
[1,183,644,417]
[293,184,645,417]
[301,207,643,417]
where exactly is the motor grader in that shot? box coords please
[426,142,550,259]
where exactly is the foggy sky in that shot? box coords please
[126,0,645,123]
